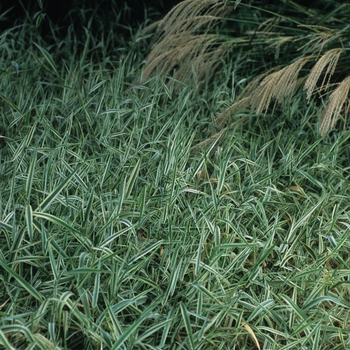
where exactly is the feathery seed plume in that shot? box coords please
[320,76,350,135]
[251,56,311,114]
[304,48,343,101]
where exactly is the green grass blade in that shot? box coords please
[63,299,93,336]
[82,188,95,228]
[8,227,25,265]
[106,305,125,347]
[286,197,325,244]
[98,224,135,248]
[159,308,175,347]
[77,287,92,319]
[33,212,79,234]
[0,258,43,302]
[36,169,78,212]
[26,149,37,201]
[312,323,321,350]
[32,42,59,76]
[180,302,195,350]
[111,305,156,350]
[0,221,12,232]
[0,328,16,350]
[192,284,224,307]
[303,295,349,310]
[92,260,101,309]
[11,123,36,162]
[25,205,34,242]
[0,93,23,115]
[1,325,36,345]
[297,169,325,190]
[163,248,181,304]
[47,243,59,281]
[280,294,307,321]
[125,159,140,198]
[128,241,164,264]
[135,318,172,344]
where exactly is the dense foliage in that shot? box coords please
[1,1,350,349]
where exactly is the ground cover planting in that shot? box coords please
[1,1,350,349]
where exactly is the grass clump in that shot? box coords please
[1,3,350,350]
[142,0,350,135]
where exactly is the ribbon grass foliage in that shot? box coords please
[1,1,350,349]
